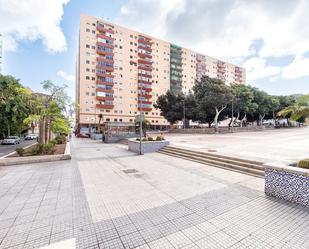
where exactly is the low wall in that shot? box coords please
[128,139,169,154]
[169,126,270,134]
[104,133,138,143]
[0,142,71,166]
[264,162,309,207]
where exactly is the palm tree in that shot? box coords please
[278,95,309,122]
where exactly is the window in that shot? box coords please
[86,60,90,64]
[86,44,90,48]
[92,30,95,34]
[86,28,90,32]
[86,76,90,80]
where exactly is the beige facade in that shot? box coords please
[76,14,246,128]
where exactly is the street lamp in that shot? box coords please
[139,89,143,155]
[183,97,186,129]
[231,97,234,132]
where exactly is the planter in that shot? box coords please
[264,162,309,207]
[0,142,71,166]
[128,139,169,154]
[91,133,103,140]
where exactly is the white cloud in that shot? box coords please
[243,57,281,81]
[0,0,69,53]
[57,70,74,82]
[281,55,309,79]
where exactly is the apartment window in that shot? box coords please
[91,77,95,81]
[130,35,133,38]
[130,42,133,45]
[114,118,118,122]
[86,44,90,48]
[92,30,95,34]
[119,46,123,49]
[91,45,95,49]
[86,68,90,72]
[86,28,90,32]
[86,60,90,64]
[106,118,110,122]
[86,76,90,80]
[86,92,90,96]
[91,93,95,96]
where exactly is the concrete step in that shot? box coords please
[161,146,264,171]
[158,146,264,177]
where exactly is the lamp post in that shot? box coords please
[231,97,234,132]
[139,89,143,155]
[183,97,186,129]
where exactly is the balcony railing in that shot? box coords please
[96,104,114,109]
[97,25,114,34]
[96,96,114,101]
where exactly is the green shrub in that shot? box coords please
[55,135,66,144]
[16,147,25,156]
[298,159,309,169]
[30,142,55,156]
[156,136,162,141]
[147,137,154,141]
[142,138,148,141]
[42,143,55,155]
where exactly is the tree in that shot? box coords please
[278,94,309,123]
[193,76,233,132]
[154,91,185,124]
[228,84,257,127]
[0,75,32,138]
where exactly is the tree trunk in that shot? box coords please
[240,113,247,127]
[45,120,49,144]
[228,116,233,127]
[259,114,265,126]
[7,124,10,136]
[39,119,45,144]
[214,106,226,133]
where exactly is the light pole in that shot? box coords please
[183,97,186,129]
[139,89,143,155]
[231,97,234,132]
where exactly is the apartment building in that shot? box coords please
[76,14,246,129]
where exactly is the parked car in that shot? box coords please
[1,136,21,145]
[25,134,37,140]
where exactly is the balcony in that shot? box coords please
[96,64,113,72]
[97,42,114,49]
[138,80,152,85]
[96,104,114,109]
[96,79,114,86]
[96,72,114,78]
[96,88,114,94]
[138,65,152,71]
[96,49,114,56]
[97,25,114,34]
[141,100,152,105]
[138,107,152,112]
[138,53,152,59]
[138,86,152,92]
[96,96,114,101]
[96,57,113,64]
[138,93,152,99]
[97,34,114,41]
[138,38,152,46]
[138,59,153,65]
[138,73,152,79]
[138,46,152,53]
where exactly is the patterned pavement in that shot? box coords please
[0,138,308,249]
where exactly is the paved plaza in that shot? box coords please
[0,137,308,249]
[165,127,309,164]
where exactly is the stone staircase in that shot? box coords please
[158,146,265,177]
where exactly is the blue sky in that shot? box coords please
[1,0,309,99]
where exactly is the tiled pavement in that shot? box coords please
[0,138,308,249]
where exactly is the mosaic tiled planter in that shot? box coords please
[128,139,169,154]
[264,162,309,207]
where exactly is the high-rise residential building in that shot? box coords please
[0,34,3,74]
[76,14,246,129]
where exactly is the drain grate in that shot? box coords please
[123,169,138,174]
